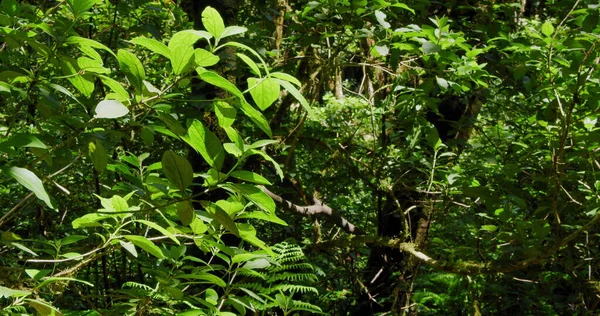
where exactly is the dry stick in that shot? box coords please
[260,186,364,235]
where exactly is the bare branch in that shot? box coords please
[260,186,364,235]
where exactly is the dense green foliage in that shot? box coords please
[0,0,599,315]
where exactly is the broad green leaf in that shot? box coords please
[65,36,116,58]
[10,242,38,257]
[239,100,272,137]
[422,41,441,53]
[248,78,280,110]
[26,299,63,316]
[220,42,267,68]
[220,26,247,40]
[215,200,244,215]
[60,57,95,97]
[247,149,283,180]
[67,0,97,17]
[119,240,138,258]
[158,112,187,136]
[168,30,206,75]
[481,225,498,232]
[25,269,51,281]
[6,167,53,209]
[77,57,109,74]
[225,184,275,214]
[426,128,442,150]
[230,171,272,185]
[161,150,193,191]
[195,49,220,67]
[199,71,244,99]
[232,252,269,264]
[60,235,87,246]
[170,44,195,75]
[224,126,244,150]
[169,30,211,48]
[175,273,226,288]
[177,200,194,226]
[135,220,180,245]
[72,213,111,228]
[541,21,554,37]
[190,217,207,234]
[88,140,107,173]
[1,0,19,16]
[214,101,236,127]
[76,44,102,61]
[117,50,145,92]
[183,120,225,170]
[391,3,415,14]
[99,75,129,100]
[124,235,165,259]
[131,36,171,59]
[238,223,273,255]
[270,72,301,86]
[249,139,279,149]
[94,100,129,119]
[237,53,261,76]
[202,6,225,39]
[0,134,46,151]
[238,211,287,226]
[205,202,239,236]
[275,79,315,119]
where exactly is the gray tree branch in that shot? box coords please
[260,186,364,235]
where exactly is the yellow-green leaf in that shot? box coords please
[248,78,280,110]
[124,235,165,259]
[6,167,53,209]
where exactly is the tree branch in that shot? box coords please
[260,186,364,235]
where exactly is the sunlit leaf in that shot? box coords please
[6,167,53,209]
[202,6,225,39]
[161,150,193,191]
[248,78,280,110]
[94,100,129,119]
[124,235,165,259]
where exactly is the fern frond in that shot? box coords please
[122,281,153,291]
[270,263,314,273]
[237,268,267,279]
[268,284,319,295]
[291,300,324,314]
[267,272,318,283]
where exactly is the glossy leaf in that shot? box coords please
[225,183,275,214]
[237,53,261,76]
[195,48,220,67]
[6,167,53,209]
[202,6,225,39]
[117,50,145,92]
[248,78,280,110]
[199,71,244,99]
[124,235,165,259]
[135,220,180,245]
[177,200,194,226]
[183,120,225,170]
[88,140,107,173]
[131,36,171,59]
[214,101,236,127]
[161,150,193,191]
[230,171,272,185]
[94,100,129,119]
[220,26,247,40]
[205,202,239,236]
